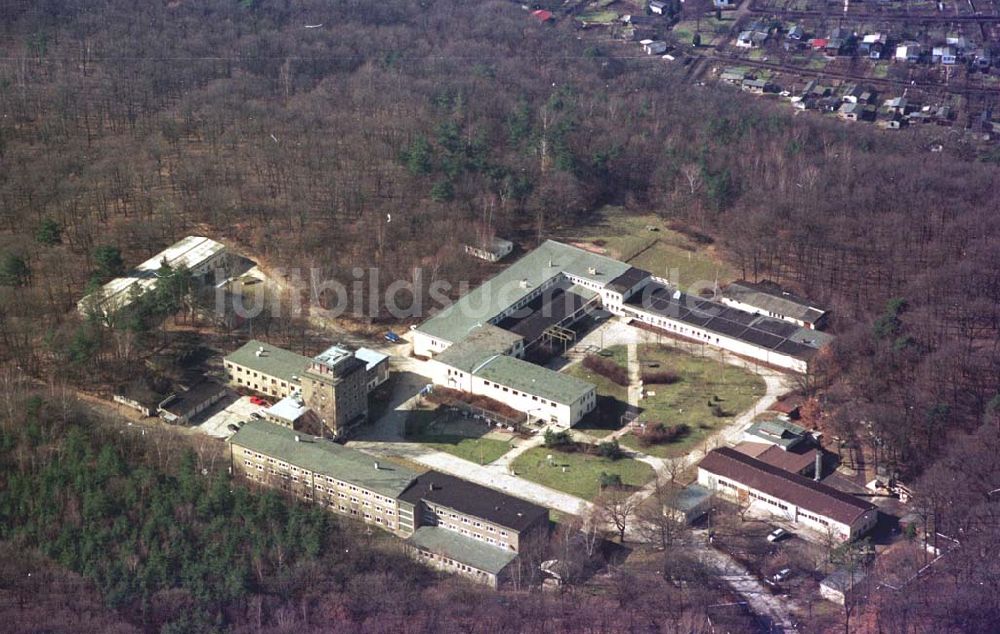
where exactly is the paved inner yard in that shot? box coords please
[196,394,263,439]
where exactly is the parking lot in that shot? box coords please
[196,394,265,439]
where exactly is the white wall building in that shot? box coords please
[698,448,878,541]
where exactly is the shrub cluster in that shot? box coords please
[641,369,680,384]
[583,354,629,386]
[636,422,690,447]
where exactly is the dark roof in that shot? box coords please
[497,282,593,343]
[399,471,549,532]
[625,283,833,361]
[606,266,651,295]
[699,447,875,526]
[160,380,226,418]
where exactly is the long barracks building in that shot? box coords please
[229,420,549,588]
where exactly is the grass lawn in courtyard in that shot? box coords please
[618,344,764,458]
[564,354,630,438]
[404,409,513,465]
[511,446,655,500]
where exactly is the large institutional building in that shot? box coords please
[230,420,548,588]
[223,340,383,439]
[414,241,832,426]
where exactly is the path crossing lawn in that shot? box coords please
[511,446,655,500]
[618,344,765,458]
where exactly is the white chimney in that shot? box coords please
[588,266,597,275]
[373,461,380,470]
[814,452,823,481]
[294,435,301,442]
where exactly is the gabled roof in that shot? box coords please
[229,421,420,498]
[624,283,833,361]
[699,447,875,526]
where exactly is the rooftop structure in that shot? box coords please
[699,447,876,530]
[354,347,389,373]
[229,420,419,498]
[77,236,227,316]
[400,471,548,533]
[744,418,812,450]
[311,344,364,376]
[720,280,829,329]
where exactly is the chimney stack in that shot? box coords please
[373,461,380,470]
[295,435,301,443]
[814,452,823,481]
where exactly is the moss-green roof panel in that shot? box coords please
[416,240,630,343]
[433,325,523,373]
[407,526,518,575]
[224,340,312,384]
[229,421,420,498]
[474,355,593,405]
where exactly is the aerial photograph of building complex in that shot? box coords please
[0,1,996,632]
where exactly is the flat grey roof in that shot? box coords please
[722,280,827,324]
[416,240,630,344]
[224,340,312,384]
[407,526,517,575]
[354,347,389,371]
[229,420,420,498]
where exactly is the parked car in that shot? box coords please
[384,331,402,343]
[771,568,793,583]
[767,528,791,543]
[249,396,270,407]
[227,423,240,433]
[249,412,263,420]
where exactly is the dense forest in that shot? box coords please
[0,0,998,630]
[0,381,750,633]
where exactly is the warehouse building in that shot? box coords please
[77,236,231,317]
[698,447,878,541]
